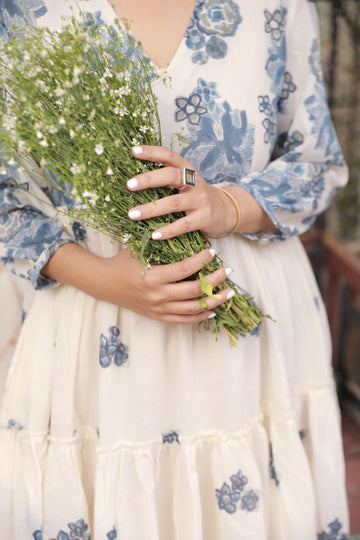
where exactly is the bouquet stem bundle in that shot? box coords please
[0,17,271,345]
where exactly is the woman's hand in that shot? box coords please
[127,145,239,239]
[102,247,234,323]
[42,243,235,324]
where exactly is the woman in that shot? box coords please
[0,0,350,538]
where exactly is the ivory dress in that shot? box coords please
[0,0,350,539]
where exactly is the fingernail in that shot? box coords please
[152,231,162,240]
[132,146,143,155]
[128,209,141,219]
[208,312,216,319]
[127,178,138,189]
[225,267,233,277]
[209,249,216,258]
[226,290,235,300]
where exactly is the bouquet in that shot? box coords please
[0,16,271,346]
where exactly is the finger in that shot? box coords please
[166,266,234,301]
[132,145,190,170]
[158,288,235,316]
[127,166,184,192]
[149,310,217,325]
[128,192,197,227]
[147,248,216,284]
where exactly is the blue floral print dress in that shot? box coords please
[0,0,350,539]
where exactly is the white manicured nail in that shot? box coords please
[152,231,162,240]
[132,146,143,155]
[226,290,235,300]
[209,249,216,258]
[128,209,141,219]
[127,178,138,189]
[208,312,216,319]
[225,267,233,277]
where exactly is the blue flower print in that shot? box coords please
[241,490,259,512]
[67,519,89,538]
[33,519,91,540]
[99,326,129,368]
[264,7,287,95]
[258,95,272,116]
[195,78,220,108]
[216,469,259,514]
[309,39,323,83]
[305,83,344,162]
[195,0,242,37]
[185,26,206,51]
[7,418,24,430]
[317,518,350,540]
[72,221,87,242]
[262,117,277,144]
[191,49,209,65]
[258,95,277,144]
[216,482,241,514]
[107,529,117,540]
[83,10,104,28]
[278,71,297,113]
[175,94,207,125]
[182,94,255,183]
[0,0,47,38]
[264,8,286,41]
[230,470,248,492]
[185,0,242,64]
[205,35,227,59]
[162,431,180,444]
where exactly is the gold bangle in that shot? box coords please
[207,187,241,239]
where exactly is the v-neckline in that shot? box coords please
[104,0,199,72]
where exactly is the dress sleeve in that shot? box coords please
[239,0,348,241]
[0,165,76,290]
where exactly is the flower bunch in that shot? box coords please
[0,16,271,345]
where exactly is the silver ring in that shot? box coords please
[179,167,197,190]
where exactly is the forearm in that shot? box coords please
[41,243,108,299]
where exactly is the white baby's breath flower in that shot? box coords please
[0,167,7,175]
[69,130,76,139]
[2,114,17,132]
[72,66,82,84]
[55,88,66,97]
[95,144,104,156]
[59,118,66,125]
[39,139,49,147]
[18,140,27,152]
[82,191,99,207]
[106,168,113,176]
[8,158,17,167]
[70,162,85,175]
[105,195,111,202]
[39,49,47,58]
[48,126,58,134]
[36,131,43,139]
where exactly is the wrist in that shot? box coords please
[207,187,241,239]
